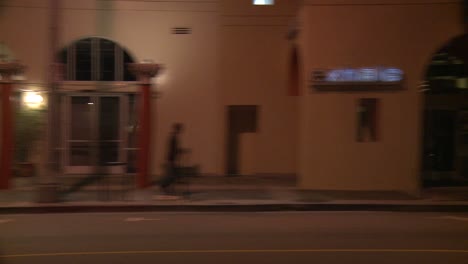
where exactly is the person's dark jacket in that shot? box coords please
[167,132,180,164]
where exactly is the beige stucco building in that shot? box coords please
[297,0,465,193]
[0,0,466,193]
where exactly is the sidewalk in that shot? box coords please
[1,175,468,214]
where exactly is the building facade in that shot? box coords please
[0,0,466,193]
[297,0,466,193]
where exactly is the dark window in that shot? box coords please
[357,98,379,142]
[425,34,468,93]
[59,37,135,82]
[123,51,136,81]
[75,38,92,81]
[100,39,115,81]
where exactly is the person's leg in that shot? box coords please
[160,163,176,194]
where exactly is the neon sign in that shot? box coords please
[313,68,403,83]
[311,67,405,91]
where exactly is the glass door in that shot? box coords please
[63,94,127,174]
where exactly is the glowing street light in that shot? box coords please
[23,91,44,108]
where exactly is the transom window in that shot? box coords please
[425,34,468,93]
[59,37,136,81]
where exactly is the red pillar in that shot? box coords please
[128,62,160,190]
[137,83,151,189]
[0,83,13,189]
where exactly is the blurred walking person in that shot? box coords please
[160,123,185,194]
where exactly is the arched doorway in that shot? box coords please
[58,37,138,175]
[422,34,468,186]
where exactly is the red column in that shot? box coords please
[137,83,151,189]
[0,83,13,189]
[128,62,159,190]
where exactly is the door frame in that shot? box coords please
[61,93,128,174]
[225,105,258,175]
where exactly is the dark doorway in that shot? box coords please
[422,34,468,186]
[226,105,258,175]
[423,110,456,172]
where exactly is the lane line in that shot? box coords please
[124,217,161,222]
[4,249,468,258]
[431,216,468,222]
[0,219,14,224]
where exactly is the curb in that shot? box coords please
[1,203,468,214]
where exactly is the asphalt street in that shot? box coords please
[1,211,468,264]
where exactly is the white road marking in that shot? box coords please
[124,217,161,222]
[5,249,468,258]
[431,216,468,222]
[0,219,14,224]
[153,195,182,200]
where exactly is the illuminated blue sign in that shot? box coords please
[319,68,403,83]
[311,67,405,91]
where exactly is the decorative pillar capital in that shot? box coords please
[128,62,161,84]
[0,61,25,82]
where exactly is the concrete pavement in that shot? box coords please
[1,175,468,213]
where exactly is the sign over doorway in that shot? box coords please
[311,67,405,91]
